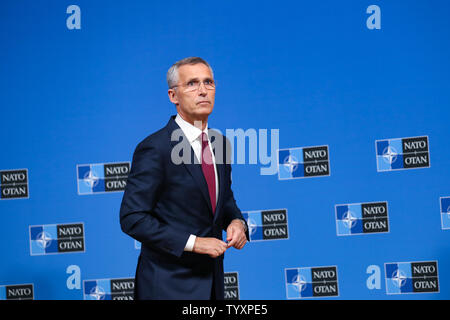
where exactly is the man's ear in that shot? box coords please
[168,89,178,105]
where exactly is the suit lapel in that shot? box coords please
[211,134,225,223]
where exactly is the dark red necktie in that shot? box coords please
[201,132,216,214]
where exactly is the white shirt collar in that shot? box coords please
[175,113,208,143]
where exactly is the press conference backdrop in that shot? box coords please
[1,0,449,300]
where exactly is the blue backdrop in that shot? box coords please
[1,0,449,300]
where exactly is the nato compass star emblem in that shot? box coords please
[382,146,398,164]
[89,285,106,300]
[283,155,299,173]
[342,211,357,229]
[247,218,258,236]
[83,170,99,188]
[392,270,407,288]
[292,274,307,292]
[36,231,52,249]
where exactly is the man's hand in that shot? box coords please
[226,219,247,250]
[193,237,228,258]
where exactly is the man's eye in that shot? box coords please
[204,80,212,85]
[187,81,197,86]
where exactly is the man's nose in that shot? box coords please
[198,82,208,95]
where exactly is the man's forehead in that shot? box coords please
[178,63,213,80]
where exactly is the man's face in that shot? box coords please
[168,63,215,125]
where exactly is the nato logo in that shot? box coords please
[0,284,34,300]
[335,201,389,236]
[29,223,85,255]
[285,266,339,299]
[77,162,130,195]
[385,261,439,294]
[278,145,330,180]
[440,197,450,230]
[83,278,134,300]
[224,272,239,300]
[242,209,289,241]
[0,169,29,200]
[376,136,430,172]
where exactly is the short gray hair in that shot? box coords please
[167,57,214,89]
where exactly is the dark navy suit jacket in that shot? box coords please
[120,115,248,300]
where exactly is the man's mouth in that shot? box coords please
[197,101,210,105]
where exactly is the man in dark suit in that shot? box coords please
[120,57,248,300]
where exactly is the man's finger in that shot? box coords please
[226,226,235,241]
[227,229,240,248]
[227,237,237,248]
[219,240,227,249]
[233,234,246,249]
[219,241,227,252]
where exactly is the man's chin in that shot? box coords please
[195,106,213,116]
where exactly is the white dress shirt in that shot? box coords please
[175,114,219,252]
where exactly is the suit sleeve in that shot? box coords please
[223,138,250,240]
[119,140,190,258]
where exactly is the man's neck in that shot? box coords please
[177,113,208,131]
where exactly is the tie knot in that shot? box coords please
[201,132,208,143]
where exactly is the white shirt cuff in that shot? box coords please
[184,234,197,252]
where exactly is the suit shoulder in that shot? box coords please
[135,126,169,151]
